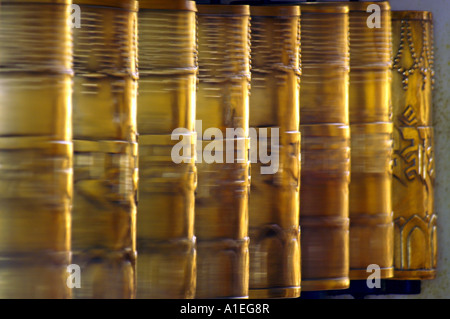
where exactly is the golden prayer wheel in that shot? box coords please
[196,4,251,299]
[136,0,198,299]
[299,2,349,126]
[0,0,73,298]
[349,123,394,279]
[391,11,437,280]
[348,1,392,124]
[247,5,301,299]
[298,2,350,291]
[347,1,394,279]
[72,0,138,299]
[300,124,350,291]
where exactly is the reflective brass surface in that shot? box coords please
[299,2,349,125]
[247,5,301,299]
[349,123,394,279]
[299,2,350,291]
[391,11,437,280]
[72,1,138,298]
[348,2,394,279]
[196,4,251,299]
[348,1,392,124]
[300,124,350,291]
[0,2,73,298]
[136,0,198,299]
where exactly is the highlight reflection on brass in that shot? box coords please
[300,124,350,291]
[0,0,73,299]
[348,2,394,279]
[196,4,251,299]
[247,5,301,299]
[136,0,198,299]
[349,123,394,279]
[71,0,138,299]
[299,2,349,126]
[391,11,437,280]
[299,2,350,291]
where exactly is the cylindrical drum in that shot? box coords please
[349,123,394,279]
[72,0,138,299]
[391,11,437,280]
[136,0,198,299]
[196,4,251,299]
[299,2,349,125]
[247,5,301,299]
[348,1,392,124]
[0,0,73,299]
[300,124,350,291]
[347,2,394,279]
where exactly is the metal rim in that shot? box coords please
[348,1,391,13]
[300,124,350,138]
[250,5,300,17]
[300,2,348,14]
[0,0,71,4]
[74,0,138,10]
[197,4,250,16]
[139,0,196,12]
[350,122,394,134]
[391,10,432,21]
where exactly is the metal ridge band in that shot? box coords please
[197,4,249,16]
[250,5,300,17]
[74,0,138,11]
[392,10,432,21]
[139,0,196,12]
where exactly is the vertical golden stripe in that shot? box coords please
[391,11,437,280]
[195,4,251,299]
[299,2,350,291]
[348,1,394,280]
[136,0,198,299]
[71,0,138,299]
[0,0,73,298]
[247,5,301,299]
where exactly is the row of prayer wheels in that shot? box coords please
[0,0,437,298]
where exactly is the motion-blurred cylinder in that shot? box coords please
[71,0,138,298]
[299,2,349,126]
[0,0,73,298]
[196,4,251,299]
[136,0,198,299]
[247,5,301,299]
[391,11,437,280]
[299,2,350,291]
[347,1,394,280]
[300,124,350,291]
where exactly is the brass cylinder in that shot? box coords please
[391,11,437,280]
[348,1,392,124]
[298,2,350,291]
[300,124,350,291]
[72,0,138,299]
[349,123,394,278]
[196,4,251,299]
[0,0,73,298]
[299,2,349,125]
[136,0,198,299]
[247,5,301,299]
[347,2,394,279]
